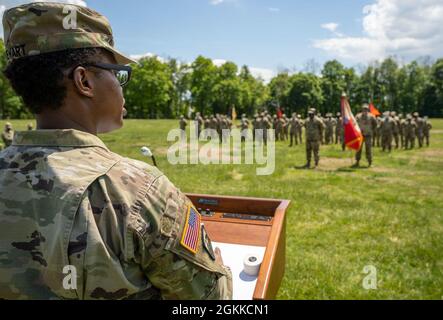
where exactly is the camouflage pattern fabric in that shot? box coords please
[0,129,232,300]
[3,2,135,65]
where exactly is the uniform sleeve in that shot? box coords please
[133,175,232,300]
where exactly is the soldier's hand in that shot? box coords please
[214,247,224,266]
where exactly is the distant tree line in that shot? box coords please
[1,38,442,119]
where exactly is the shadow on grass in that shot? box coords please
[336,165,372,172]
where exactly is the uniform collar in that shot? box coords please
[12,129,109,151]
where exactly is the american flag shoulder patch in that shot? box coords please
[180,204,202,254]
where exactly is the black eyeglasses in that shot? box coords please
[69,62,132,86]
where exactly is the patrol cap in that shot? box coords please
[413,112,419,117]
[3,2,136,65]
[407,114,412,120]
[390,111,397,116]
[5,122,12,128]
[336,112,341,117]
[308,109,315,115]
[362,104,370,111]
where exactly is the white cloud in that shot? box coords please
[249,67,276,83]
[313,0,443,62]
[210,0,225,5]
[268,7,280,13]
[209,0,238,6]
[212,58,227,67]
[1,0,87,37]
[321,22,343,37]
[130,52,167,63]
[321,23,339,32]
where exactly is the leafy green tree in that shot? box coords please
[124,56,173,119]
[320,60,346,114]
[190,56,217,115]
[286,73,323,115]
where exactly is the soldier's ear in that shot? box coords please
[72,67,95,98]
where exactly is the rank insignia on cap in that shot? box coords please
[180,204,202,254]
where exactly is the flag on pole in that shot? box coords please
[341,94,363,151]
[369,102,381,117]
[277,107,283,119]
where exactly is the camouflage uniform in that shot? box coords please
[0,130,232,300]
[204,117,210,130]
[391,112,401,149]
[289,114,301,147]
[195,113,204,139]
[179,116,187,142]
[403,116,417,149]
[1,123,14,148]
[0,2,232,300]
[423,118,432,147]
[240,116,250,142]
[380,115,395,152]
[335,113,343,144]
[413,113,425,148]
[251,114,259,141]
[282,115,289,141]
[261,114,271,145]
[297,115,304,144]
[374,117,382,148]
[305,112,325,167]
[324,114,336,145]
[355,107,377,166]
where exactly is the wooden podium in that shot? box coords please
[186,193,290,300]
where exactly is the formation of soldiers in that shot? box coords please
[0,122,33,150]
[179,107,432,169]
[375,112,432,151]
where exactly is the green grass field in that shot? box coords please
[2,119,443,300]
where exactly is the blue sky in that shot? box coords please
[88,0,370,72]
[1,0,443,81]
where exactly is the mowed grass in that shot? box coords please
[2,118,443,300]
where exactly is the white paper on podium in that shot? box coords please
[212,242,266,300]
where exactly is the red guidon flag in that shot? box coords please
[369,102,381,117]
[341,94,363,151]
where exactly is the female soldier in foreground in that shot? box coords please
[0,2,231,300]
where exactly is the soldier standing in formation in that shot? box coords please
[355,104,377,167]
[283,114,289,141]
[195,112,204,138]
[398,113,405,148]
[373,115,381,148]
[423,116,432,147]
[240,114,250,142]
[204,116,210,130]
[324,113,336,145]
[1,123,14,149]
[413,112,425,148]
[390,111,401,149]
[289,113,301,147]
[179,115,188,142]
[297,115,304,144]
[261,112,271,145]
[403,114,417,149]
[380,112,395,152]
[304,109,325,168]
